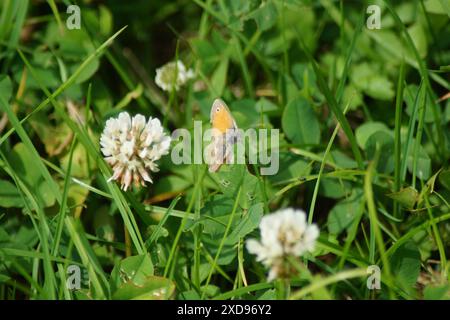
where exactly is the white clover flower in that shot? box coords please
[100,112,171,191]
[246,208,319,281]
[155,60,195,92]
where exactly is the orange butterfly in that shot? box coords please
[208,98,240,172]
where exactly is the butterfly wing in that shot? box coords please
[208,98,240,173]
[208,132,226,172]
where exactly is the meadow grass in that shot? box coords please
[0,0,449,300]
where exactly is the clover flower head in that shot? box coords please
[155,60,194,92]
[100,112,171,191]
[246,208,319,281]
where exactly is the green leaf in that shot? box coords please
[0,274,11,284]
[213,165,263,209]
[192,39,221,74]
[355,122,391,150]
[6,143,56,208]
[365,131,395,174]
[0,180,23,208]
[329,150,358,169]
[368,29,410,64]
[424,0,449,15]
[390,241,421,291]
[250,1,278,32]
[223,0,252,16]
[99,5,113,36]
[439,170,450,191]
[291,63,317,92]
[112,276,175,300]
[327,191,364,235]
[268,153,310,184]
[191,195,235,236]
[110,254,154,294]
[282,97,320,145]
[73,289,92,300]
[319,178,351,199]
[406,142,431,180]
[211,55,229,96]
[407,23,427,58]
[404,84,436,123]
[231,99,263,129]
[14,66,59,89]
[423,284,450,300]
[71,58,100,84]
[145,225,169,243]
[0,75,12,102]
[386,187,419,209]
[255,98,279,113]
[342,84,363,111]
[226,202,264,245]
[351,63,394,100]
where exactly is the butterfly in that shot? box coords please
[208,98,240,172]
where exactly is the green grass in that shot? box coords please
[0,0,450,301]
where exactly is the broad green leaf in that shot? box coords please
[99,5,113,36]
[404,84,436,123]
[67,183,90,219]
[291,63,317,93]
[71,58,100,84]
[319,178,351,199]
[250,1,278,32]
[365,131,395,174]
[255,98,279,113]
[406,142,431,180]
[29,113,72,156]
[0,75,12,102]
[407,23,427,58]
[223,0,252,16]
[14,66,59,89]
[369,30,411,64]
[211,55,229,96]
[329,150,358,169]
[192,195,235,236]
[231,99,266,129]
[424,284,450,300]
[61,142,95,178]
[327,191,364,235]
[110,254,154,293]
[73,289,92,300]
[351,63,394,100]
[268,153,310,184]
[213,164,263,209]
[191,39,220,74]
[390,241,421,292]
[226,202,264,244]
[7,143,56,208]
[439,170,450,191]
[145,225,169,245]
[355,122,391,149]
[0,274,11,284]
[424,0,448,14]
[282,97,320,145]
[342,84,364,111]
[112,276,175,300]
[0,180,23,208]
[386,187,419,209]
